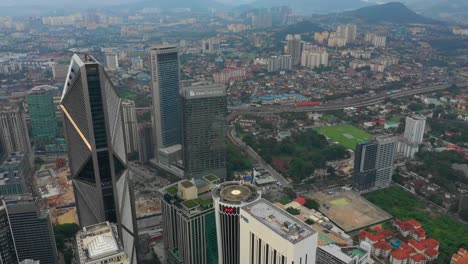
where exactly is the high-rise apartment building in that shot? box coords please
[150,46,182,156]
[105,53,119,71]
[301,44,328,69]
[75,222,128,264]
[337,24,357,43]
[267,55,292,72]
[26,86,58,142]
[159,178,220,264]
[60,54,137,262]
[6,197,58,264]
[122,100,139,154]
[285,34,302,65]
[316,242,371,264]
[252,12,273,28]
[353,136,398,191]
[213,181,261,264]
[239,198,318,264]
[202,38,221,54]
[0,199,18,264]
[181,84,227,180]
[365,33,386,48]
[138,123,153,163]
[131,57,144,71]
[0,103,31,156]
[52,63,69,83]
[398,115,426,158]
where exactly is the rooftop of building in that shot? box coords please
[158,144,182,155]
[212,181,261,205]
[181,83,226,99]
[76,222,128,263]
[242,198,316,244]
[0,171,23,186]
[320,244,369,262]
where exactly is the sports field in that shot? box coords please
[318,125,372,150]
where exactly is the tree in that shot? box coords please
[305,219,315,225]
[283,187,297,200]
[304,198,319,210]
[286,207,301,215]
[243,134,256,147]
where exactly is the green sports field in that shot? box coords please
[318,125,372,150]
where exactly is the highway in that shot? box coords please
[227,82,468,121]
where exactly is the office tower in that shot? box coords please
[398,115,426,158]
[150,46,182,156]
[159,178,220,264]
[267,55,292,72]
[239,198,318,264]
[316,242,371,264]
[131,57,144,70]
[138,123,153,163]
[337,24,357,43]
[122,100,139,154]
[75,222,129,264]
[202,38,221,54]
[181,84,227,180]
[105,52,119,71]
[26,86,58,142]
[285,34,302,65]
[0,103,31,155]
[61,54,137,262]
[212,181,261,264]
[6,197,58,264]
[352,136,398,191]
[0,199,18,264]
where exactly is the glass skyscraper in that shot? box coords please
[0,199,18,264]
[181,84,227,180]
[150,46,182,155]
[60,54,137,263]
[26,86,57,142]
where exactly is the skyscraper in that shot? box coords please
[337,24,357,43]
[6,197,58,264]
[26,86,58,142]
[181,84,227,180]
[0,199,18,264]
[159,178,220,264]
[239,198,318,264]
[60,54,137,262]
[137,123,153,163]
[122,99,139,154]
[0,103,31,155]
[212,181,261,264]
[150,46,182,156]
[285,34,302,65]
[398,115,426,158]
[105,52,119,71]
[353,136,398,191]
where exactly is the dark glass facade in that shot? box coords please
[0,201,17,264]
[352,141,378,191]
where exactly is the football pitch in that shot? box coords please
[318,125,372,150]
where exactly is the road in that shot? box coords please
[228,127,290,187]
[227,82,468,121]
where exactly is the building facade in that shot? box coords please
[0,199,18,264]
[138,123,153,163]
[121,100,139,154]
[0,103,31,156]
[353,136,398,191]
[267,55,292,72]
[337,24,357,43]
[105,53,119,71]
[398,115,426,158]
[181,84,227,180]
[6,197,58,264]
[239,198,318,264]
[285,34,302,65]
[150,46,182,156]
[26,86,58,142]
[60,54,137,262]
[160,178,220,264]
[316,243,371,264]
[212,181,261,264]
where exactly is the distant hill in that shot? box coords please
[248,0,370,14]
[343,2,438,24]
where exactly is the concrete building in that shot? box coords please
[316,242,371,264]
[337,24,357,43]
[202,38,221,54]
[353,136,398,191]
[75,222,128,264]
[239,198,318,264]
[398,115,426,158]
[6,197,58,264]
[365,33,386,48]
[105,53,119,71]
[26,86,58,142]
[252,13,272,28]
[212,181,261,264]
[301,44,328,69]
[159,177,220,264]
[213,68,246,84]
[0,199,18,264]
[0,103,31,156]
[285,34,302,65]
[181,84,227,180]
[267,55,292,72]
[131,57,144,71]
[60,54,137,262]
[52,63,69,83]
[150,46,182,157]
[0,152,31,196]
[137,123,153,163]
[121,100,139,154]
